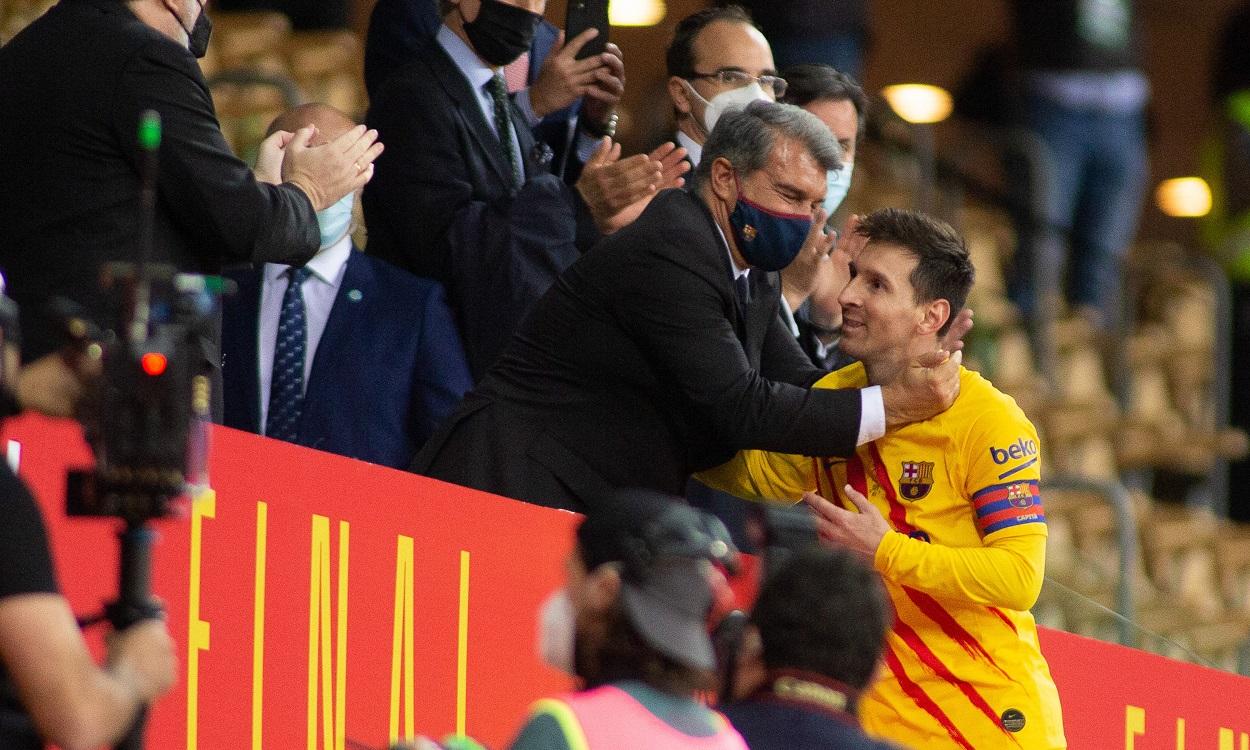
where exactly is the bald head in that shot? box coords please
[266,103,356,146]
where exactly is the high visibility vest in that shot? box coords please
[532,685,748,750]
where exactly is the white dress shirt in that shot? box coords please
[713,221,884,445]
[257,234,352,433]
[677,130,702,169]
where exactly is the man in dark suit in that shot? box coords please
[364,0,586,182]
[223,105,472,469]
[413,101,962,513]
[0,0,381,365]
[364,0,682,379]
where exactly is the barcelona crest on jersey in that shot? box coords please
[899,461,934,500]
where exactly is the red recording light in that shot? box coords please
[140,352,167,376]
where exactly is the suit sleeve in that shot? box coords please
[408,282,474,447]
[873,407,1047,611]
[614,242,861,458]
[758,301,828,387]
[364,71,583,283]
[114,39,319,267]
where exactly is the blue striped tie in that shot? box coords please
[265,267,312,442]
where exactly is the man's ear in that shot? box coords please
[668,76,694,116]
[916,299,951,337]
[708,156,738,206]
[584,564,622,614]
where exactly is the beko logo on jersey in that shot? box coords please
[989,438,1038,464]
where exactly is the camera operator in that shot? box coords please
[0,333,177,749]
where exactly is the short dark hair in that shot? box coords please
[780,64,868,139]
[855,208,975,337]
[666,6,757,79]
[751,547,890,691]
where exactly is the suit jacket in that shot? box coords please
[364,34,597,379]
[221,250,473,469]
[362,3,579,180]
[723,697,899,750]
[0,0,318,362]
[413,188,862,512]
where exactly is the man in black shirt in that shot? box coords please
[0,346,176,749]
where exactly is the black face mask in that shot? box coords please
[172,0,213,59]
[462,0,541,67]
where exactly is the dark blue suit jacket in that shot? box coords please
[364,36,597,379]
[221,250,472,469]
[363,1,581,180]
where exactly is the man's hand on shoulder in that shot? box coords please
[881,349,961,429]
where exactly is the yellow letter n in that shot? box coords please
[389,535,416,746]
[307,515,350,750]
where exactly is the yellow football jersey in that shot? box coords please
[698,364,1067,750]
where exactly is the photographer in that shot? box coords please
[0,334,177,748]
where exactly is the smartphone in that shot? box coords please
[565,0,609,60]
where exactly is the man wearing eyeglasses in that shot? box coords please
[665,7,786,169]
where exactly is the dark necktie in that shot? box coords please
[487,73,522,188]
[735,273,751,309]
[266,267,312,442]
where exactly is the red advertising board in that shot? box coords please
[4,414,1250,749]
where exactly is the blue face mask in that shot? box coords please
[728,180,813,272]
[822,161,854,217]
[316,193,354,250]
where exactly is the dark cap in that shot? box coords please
[576,488,739,671]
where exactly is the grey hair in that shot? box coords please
[691,100,843,191]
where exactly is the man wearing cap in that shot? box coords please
[509,490,748,750]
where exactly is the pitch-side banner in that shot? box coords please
[4,415,1250,750]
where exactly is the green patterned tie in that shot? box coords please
[487,73,521,188]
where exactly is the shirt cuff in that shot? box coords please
[779,297,800,338]
[857,385,885,445]
[574,131,599,163]
[514,89,542,128]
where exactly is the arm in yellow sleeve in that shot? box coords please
[873,528,1046,611]
[694,449,816,505]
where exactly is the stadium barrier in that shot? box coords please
[3,414,1249,750]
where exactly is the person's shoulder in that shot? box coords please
[953,366,1033,430]
[612,189,719,255]
[354,251,446,300]
[814,361,868,391]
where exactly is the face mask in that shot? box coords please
[689,82,771,137]
[170,0,212,58]
[822,161,854,217]
[536,590,576,674]
[463,0,541,67]
[316,193,354,250]
[728,175,813,272]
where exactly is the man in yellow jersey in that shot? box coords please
[698,207,1066,750]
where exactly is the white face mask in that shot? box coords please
[823,161,855,217]
[536,590,576,675]
[688,81,772,136]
